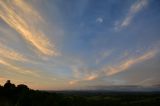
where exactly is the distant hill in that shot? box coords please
[85,85,160,92]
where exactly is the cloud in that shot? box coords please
[96,50,113,64]
[0,59,39,77]
[69,80,79,85]
[137,78,154,85]
[0,0,59,56]
[115,0,148,30]
[13,0,43,21]
[96,17,103,23]
[68,43,159,86]
[0,43,28,62]
[104,49,158,76]
[69,73,98,85]
[85,73,98,81]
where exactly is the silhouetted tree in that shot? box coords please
[3,80,16,98]
[4,80,16,89]
[0,85,2,94]
[17,84,29,92]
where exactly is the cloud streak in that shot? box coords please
[0,59,39,77]
[69,72,98,85]
[85,74,98,81]
[69,44,160,86]
[115,0,148,30]
[104,49,158,76]
[0,43,28,62]
[0,0,59,56]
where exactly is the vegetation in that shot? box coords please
[0,80,160,106]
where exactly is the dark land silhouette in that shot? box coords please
[0,80,160,106]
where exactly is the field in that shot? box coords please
[0,89,160,106]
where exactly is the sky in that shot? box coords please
[0,0,160,90]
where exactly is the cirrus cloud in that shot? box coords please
[115,0,149,31]
[0,0,59,56]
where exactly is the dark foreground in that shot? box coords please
[0,81,160,106]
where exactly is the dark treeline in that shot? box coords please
[0,80,160,106]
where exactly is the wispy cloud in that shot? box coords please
[69,72,98,85]
[0,59,39,77]
[0,0,59,56]
[96,17,103,23]
[68,47,158,85]
[69,80,79,85]
[115,0,149,30]
[0,43,28,62]
[104,49,157,76]
[85,73,98,81]
[69,43,159,86]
